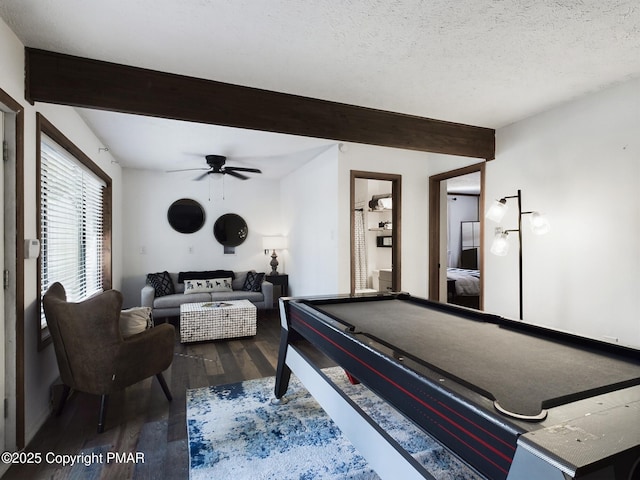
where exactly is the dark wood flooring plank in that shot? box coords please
[212,341,240,385]
[244,341,277,378]
[227,339,263,380]
[163,439,189,480]
[132,419,168,480]
[65,445,107,480]
[165,358,188,444]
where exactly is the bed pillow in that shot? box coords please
[184,277,233,294]
[120,307,153,337]
[146,271,175,297]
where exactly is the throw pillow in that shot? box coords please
[210,277,233,292]
[120,307,153,337]
[242,271,265,292]
[184,279,211,294]
[146,271,175,297]
[184,278,233,294]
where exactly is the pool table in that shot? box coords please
[274,293,640,479]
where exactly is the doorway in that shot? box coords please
[428,163,484,309]
[350,171,401,294]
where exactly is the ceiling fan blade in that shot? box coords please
[225,170,249,180]
[167,167,209,173]
[225,166,262,174]
[193,171,210,181]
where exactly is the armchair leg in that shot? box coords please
[156,373,172,402]
[97,394,109,433]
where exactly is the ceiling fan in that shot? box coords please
[167,155,262,180]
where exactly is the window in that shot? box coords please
[37,114,112,349]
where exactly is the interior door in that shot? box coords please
[350,171,401,294]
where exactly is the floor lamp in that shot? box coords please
[486,189,550,320]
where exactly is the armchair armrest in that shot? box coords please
[114,323,175,389]
[141,285,156,308]
[261,280,273,309]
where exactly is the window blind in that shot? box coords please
[40,134,106,328]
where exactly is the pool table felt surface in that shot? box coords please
[312,299,640,418]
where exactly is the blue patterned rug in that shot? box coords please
[186,367,482,479]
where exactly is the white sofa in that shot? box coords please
[141,270,273,321]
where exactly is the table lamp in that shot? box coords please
[263,236,288,275]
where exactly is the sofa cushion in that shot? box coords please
[242,271,265,292]
[120,306,152,337]
[146,271,175,297]
[171,272,185,294]
[154,292,210,309]
[184,278,233,294]
[211,291,264,303]
[178,270,235,283]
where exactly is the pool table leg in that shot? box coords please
[273,327,292,400]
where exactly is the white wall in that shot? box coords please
[120,168,282,307]
[485,78,640,347]
[280,145,340,296]
[0,17,123,444]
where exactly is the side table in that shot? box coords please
[266,274,288,305]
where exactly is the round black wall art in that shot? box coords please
[167,198,205,234]
[213,213,248,247]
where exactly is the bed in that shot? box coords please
[447,267,480,308]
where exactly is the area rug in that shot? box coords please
[186,367,482,479]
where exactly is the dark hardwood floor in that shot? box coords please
[3,310,331,479]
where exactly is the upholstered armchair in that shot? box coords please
[43,282,175,433]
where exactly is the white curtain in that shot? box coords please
[354,210,368,290]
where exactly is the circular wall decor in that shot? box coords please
[213,213,248,247]
[167,198,205,234]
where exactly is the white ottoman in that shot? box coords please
[180,300,257,343]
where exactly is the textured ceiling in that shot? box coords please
[447,172,481,195]
[1,0,639,172]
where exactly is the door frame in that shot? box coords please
[0,87,25,451]
[350,171,402,294]
[428,163,485,306]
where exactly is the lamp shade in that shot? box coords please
[263,236,288,251]
[490,232,510,256]
[486,199,508,223]
[529,212,550,235]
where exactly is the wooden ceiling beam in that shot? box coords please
[25,48,495,159]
